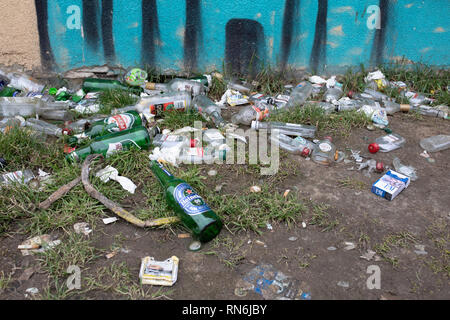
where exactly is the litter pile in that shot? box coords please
[1,66,449,288]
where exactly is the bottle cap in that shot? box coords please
[145,82,156,90]
[251,121,258,130]
[400,104,411,112]
[368,143,380,154]
[324,136,333,142]
[301,148,310,157]
[190,139,198,148]
[376,161,384,172]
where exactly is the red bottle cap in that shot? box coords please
[190,139,197,147]
[62,128,73,136]
[63,144,76,154]
[376,161,384,172]
[368,143,380,154]
[301,148,310,157]
[348,91,354,98]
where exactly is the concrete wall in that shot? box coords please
[1,1,449,73]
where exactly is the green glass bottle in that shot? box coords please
[82,78,143,94]
[66,126,151,163]
[0,87,20,97]
[150,160,223,243]
[68,110,144,146]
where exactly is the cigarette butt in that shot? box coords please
[283,189,291,198]
[18,244,40,250]
[178,233,191,239]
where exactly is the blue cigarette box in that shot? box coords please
[372,170,411,201]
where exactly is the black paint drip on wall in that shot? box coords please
[101,0,116,65]
[310,0,328,73]
[142,0,160,67]
[225,19,265,76]
[184,0,202,72]
[34,0,56,70]
[370,0,389,66]
[280,0,300,70]
[82,0,100,51]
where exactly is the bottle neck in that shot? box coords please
[151,160,175,188]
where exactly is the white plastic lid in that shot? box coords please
[251,121,258,130]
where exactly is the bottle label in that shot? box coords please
[106,139,141,157]
[174,183,211,216]
[184,148,204,157]
[319,142,332,152]
[157,162,173,177]
[150,100,186,115]
[106,113,135,132]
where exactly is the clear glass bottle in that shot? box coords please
[24,118,63,137]
[231,105,269,126]
[251,121,316,138]
[192,95,227,128]
[136,92,192,117]
[145,78,206,97]
[311,137,337,165]
[374,133,406,152]
[270,133,315,157]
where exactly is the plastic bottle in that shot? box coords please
[0,117,25,133]
[285,82,314,108]
[382,101,411,115]
[231,105,269,126]
[362,88,389,102]
[150,160,223,242]
[203,129,226,147]
[403,91,431,106]
[270,133,315,156]
[68,111,144,146]
[178,147,226,164]
[311,137,337,165]
[0,169,35,187]
[251,121,316,138]
[323,87,343,104]
[66,126,151,163]
[0,70,44,93]
[0,97,42,117]
[152,134,195,149]
[145,78,206,97]
[308,101,336,114]
[419,135,450,153]
[24,118,63,137]
[135,91,192,117]
[392,157,418,181]
[192,95,227,128]
[374,133,406,152]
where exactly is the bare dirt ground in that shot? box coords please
[0,113,449,301]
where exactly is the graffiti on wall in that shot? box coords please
[34,0,449,72]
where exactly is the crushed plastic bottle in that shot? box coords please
[231,105,269,126]
[251,121,316,138]
[0,169,35,187]
[419,135,450,153]
[323,87,343,105]
[153,134,195,149]
[392,157,418,181]
[374,133,406,152]
[285,82,314,108]
[0,70,44,93]
[410,105,449,119]
[203,129,226,148]
[0,116,25,133]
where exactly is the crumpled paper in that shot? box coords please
[149,146,182,167]
[95,166,137,194]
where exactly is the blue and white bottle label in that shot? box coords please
[174,183,211,216]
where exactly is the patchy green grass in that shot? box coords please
[160,109,206,130]
[373,231,418,268]
[98,89,139,114]
[270,105,370,137]
[338,177,367,191]
[0,271,12,293]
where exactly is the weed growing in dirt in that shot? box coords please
[0,271,12,293]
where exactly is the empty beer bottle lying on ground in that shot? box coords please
[66,126,151,163]
[67,111,144,146]
[150,160,223,243]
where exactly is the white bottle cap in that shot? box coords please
[251,121,258,130]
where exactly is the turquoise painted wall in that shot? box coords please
[35,0,450,73]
